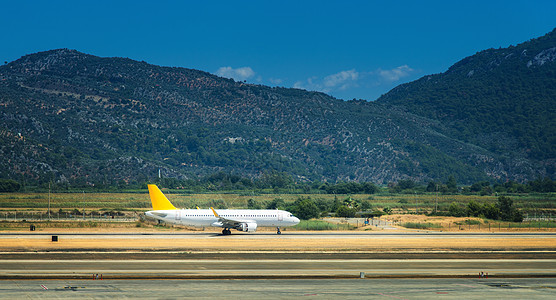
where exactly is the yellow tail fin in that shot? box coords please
[148,184,177,210]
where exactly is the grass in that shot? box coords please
[293,219,355,231]
[455,219,483,225]
[0,191,554,216]
[401,222,443,229]
[500,220,556,228]
[0,220,140,230]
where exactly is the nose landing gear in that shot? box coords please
[276,227,281,235]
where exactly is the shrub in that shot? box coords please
[288,197,320,220]
[402,222,442,229]
[448,202,465,217]
[336,205,357,218]
[0,179,21,192]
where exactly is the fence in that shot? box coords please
[524,213,555,221]
[0,211,139,222]
[400,220,556,231]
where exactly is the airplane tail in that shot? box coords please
[147,184,177,210]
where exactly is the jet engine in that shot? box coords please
[239,222,258,232]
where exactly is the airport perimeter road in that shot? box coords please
[1,278,555,299]
[1,259,555,278]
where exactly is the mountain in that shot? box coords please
[0,30,554,187]
[377,28,556,181]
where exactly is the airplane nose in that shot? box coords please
[294,217,300,224]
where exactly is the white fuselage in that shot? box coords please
[145,209,300,228]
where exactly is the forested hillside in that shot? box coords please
[378,29,556,181]
[0,29,554,188]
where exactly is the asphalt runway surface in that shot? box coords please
[1,232,555,298]
[2,278,555,299]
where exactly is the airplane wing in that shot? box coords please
[210,207,254,228]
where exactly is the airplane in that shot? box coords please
[144,184,300,235]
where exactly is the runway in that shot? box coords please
[1,278,554,299]
[2,232,555,298]
[1,231,554,279]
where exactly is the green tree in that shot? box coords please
[247,198,261,209]
[343,196,358,208]
[331,195,341,212]
[289,197,320,220]
[0,179,21,192]
[466,200,482,217]
[360,200,372,211]
[397,179,416,190]
[266,198,285,210]
[361,182,379,194]
[479,185,493,196]
[336,205,357,218]
[512,209,524,222]
[497,196,514,221]
[426,181,438,192]
[448,202,465,217]
[446,175,457,193]
[482,202,500,220]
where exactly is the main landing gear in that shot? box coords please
[222,228,232,235]
[276,227,281,235]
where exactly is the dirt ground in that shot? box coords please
[1,231,555,253]
[1,213,554,253]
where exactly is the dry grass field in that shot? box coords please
[1,191,554,213]
[0,191,554,233]
[1,230,554,253]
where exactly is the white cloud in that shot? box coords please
[269,78,283,85]
[291,65,417,99]
[294,69,359,93]
[324,69,359,90]
[215,66,255,81]
[378,65,414,82]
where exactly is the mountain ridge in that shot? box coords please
[1,30,554,187]
[377,28,556,181]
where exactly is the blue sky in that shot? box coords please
[2,0,555,100]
